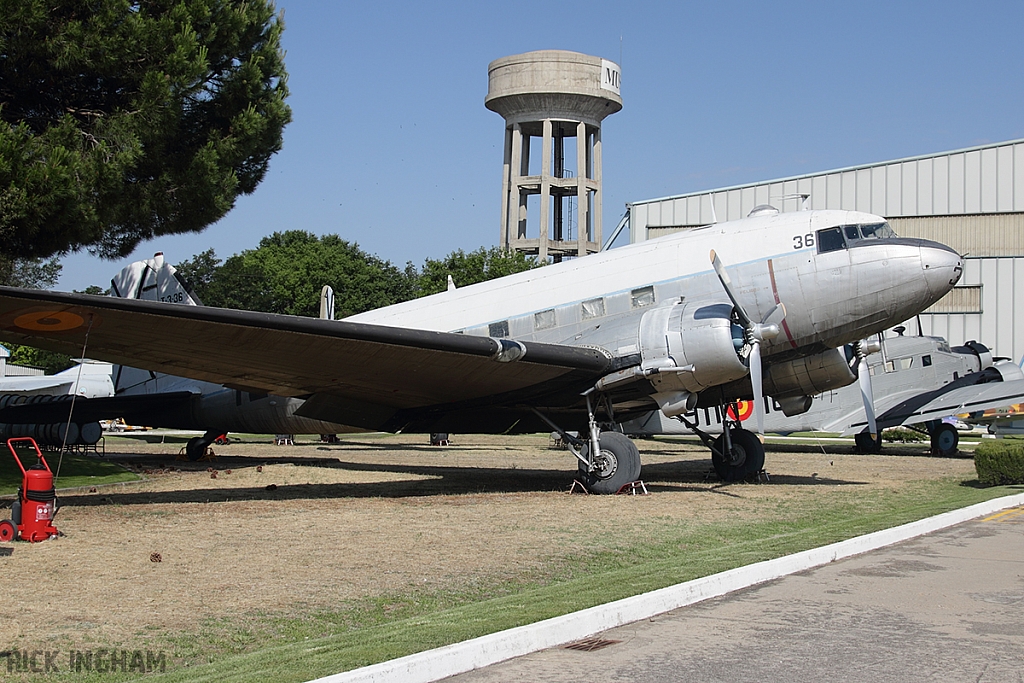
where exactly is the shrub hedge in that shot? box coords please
[974,440,1024,485]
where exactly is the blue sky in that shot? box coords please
[56,0,1024,291]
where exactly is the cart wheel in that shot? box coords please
[0,519,17,542]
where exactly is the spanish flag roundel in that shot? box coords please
[726,400,754,422]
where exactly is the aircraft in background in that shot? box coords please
[956,357,1024,435]
[621,333,1024,459]
[0,207,962,492]
[0,359,114,398]
[963,403,1024,435]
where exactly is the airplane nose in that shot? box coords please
[920,240,963,298]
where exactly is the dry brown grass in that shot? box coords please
[0,433,976,653]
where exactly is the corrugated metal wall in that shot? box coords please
[891,214,1024,257]
[918,257,1024,363]
[631,138,1024,235]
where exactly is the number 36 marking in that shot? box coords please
[793,233,815,249]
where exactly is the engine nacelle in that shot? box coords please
[639,302,749,398]
[763,347,856,398]
[952,340,992,374]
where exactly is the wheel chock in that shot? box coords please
[568,479,589,494]
[616,480,649,495]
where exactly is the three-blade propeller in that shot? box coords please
[710,250,786,438]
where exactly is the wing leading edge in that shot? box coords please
[0,287,620,431]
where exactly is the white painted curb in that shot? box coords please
[310,492,1024,683]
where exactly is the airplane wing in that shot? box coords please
[0,287,623,432]
[837,375,1024,435]
[0,376,75,394]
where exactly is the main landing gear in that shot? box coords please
[854,422,960,457]
[854,431,882,454]
[675,402,766,482]
[576,431,641,494]
[930,422,959,457]
[533,392,641,495]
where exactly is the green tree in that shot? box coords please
[197,231,418,318]
[0,255,61,289]
[0,0,291,259]
[418,247,541,297]
[174,247,222,304]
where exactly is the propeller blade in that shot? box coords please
[710,250,752,326]
[857,351,878,440]
[749,340,764,438]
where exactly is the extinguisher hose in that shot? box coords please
[26,488,55,503]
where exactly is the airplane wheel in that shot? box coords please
[854,432,882,453]
[0,519,17,542]
[186,437,208,461]
[712,429,765,482]
[931,423,959,457]
[578,432,641,494]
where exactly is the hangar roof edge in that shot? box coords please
[630,137,1024,207]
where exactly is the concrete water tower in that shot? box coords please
[486,50,622,261]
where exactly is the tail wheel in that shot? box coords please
[0,519,17,542]
[712,429,765,482]
[578,432,641,494]
[186,437,208,461]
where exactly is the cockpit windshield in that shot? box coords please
[859,222,896,239]
[817,221,897,253]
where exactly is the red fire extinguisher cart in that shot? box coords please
[0,437,58,542]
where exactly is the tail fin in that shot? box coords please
[109,253,201,395]
[110,252,201,306]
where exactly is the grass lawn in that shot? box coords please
[135,479,1018,683]
[0,447,138,496]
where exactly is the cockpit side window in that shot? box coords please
[833,221,897,250]
[860,222,896,239]
[816,227,845,254]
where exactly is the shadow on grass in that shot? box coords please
[960,480,1024,490]
[53,449,871,507]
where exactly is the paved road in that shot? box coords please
[448,506,1024,682]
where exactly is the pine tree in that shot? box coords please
[0,0,291,259]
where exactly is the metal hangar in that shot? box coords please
[624,139,1024,362]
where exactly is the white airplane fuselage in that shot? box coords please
[351,209,962,384]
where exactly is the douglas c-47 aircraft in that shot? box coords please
[0,206,962,492]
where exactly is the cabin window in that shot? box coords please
[534,309,556,330]
[899,357,913,370]
[922,355,932,367]
[581,297,606,320]
[816,227,845,253]
[488,320,509,338]
[631,286,655,309]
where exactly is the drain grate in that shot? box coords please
[563,637,621,652]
